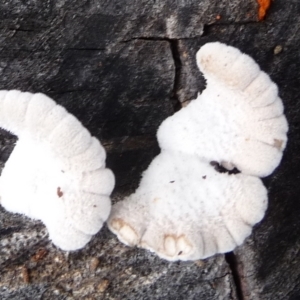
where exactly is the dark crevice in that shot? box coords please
[65,48,106,51]
[204,20,261,28]
[225,252,244,300]
[122,37,171,42]
[121,36,201,43]
[201,24,211,37]
[10,28,35,32]
[121,36,183,113]
[48,88,100,95]
[169,39,182,113]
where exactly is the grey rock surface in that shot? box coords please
[0,0,299,299]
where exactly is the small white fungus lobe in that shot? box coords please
[0,91,115,251]
[107,42,288,261]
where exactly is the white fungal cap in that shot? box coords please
[109,151,267,261]
[108,42,288,261]
[158,42,288,177]
[0,90,115,251]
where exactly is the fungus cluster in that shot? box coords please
[0,91,114,250]
[108,42,288,261]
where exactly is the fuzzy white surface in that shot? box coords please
[108,42,288,261]
[0,91,115,251]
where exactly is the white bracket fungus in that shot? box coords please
[107,42,288,261]
[0,91,115,251]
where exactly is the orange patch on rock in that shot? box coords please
[257,0,272,21]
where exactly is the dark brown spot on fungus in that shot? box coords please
[178,251,183,255]
[210,161,240,174]
[170,180,175,183]
[57,187,63,198]
[202,176,206,179]
[273,139,283,150]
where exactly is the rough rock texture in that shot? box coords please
[0,0,299,299]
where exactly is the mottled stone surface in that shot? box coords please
[0,213,236,299]
[0,0,299,299]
